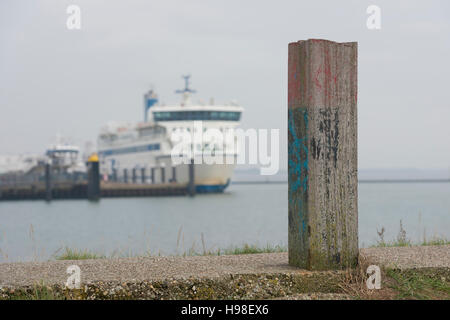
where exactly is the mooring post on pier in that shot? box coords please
[288,39,358,270]
[161,166,166,184]
[112,168,117,182]
[87,153,100,201]
[45,162,52,201]
[141,167,146,184]
[132,168,137,184]
[151,168,155,184]
[188,158,195,197]
[170,166,176,183]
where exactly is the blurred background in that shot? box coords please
[0,0,449,262]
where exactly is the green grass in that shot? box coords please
[420,237,450,246]
[372,220,449,248]
[372,236,449,248]
[54,247,106,260]
[386,268,450,300]
[54,234,448,260]
[6,282,64,300]
[53,244,287,260]
[218,244,286,255]
[372,240,411,248]
[170,243,286,257]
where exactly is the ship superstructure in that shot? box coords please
[97,76,243,192]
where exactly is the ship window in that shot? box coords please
[153,111,241,122]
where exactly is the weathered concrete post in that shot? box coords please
[288,39,358,270]
[87,154,100,201]
[45,162,52,201]
[123,169,128,183]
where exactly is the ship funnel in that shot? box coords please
[144,89,158,122]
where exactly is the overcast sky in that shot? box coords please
[1,0,449,170]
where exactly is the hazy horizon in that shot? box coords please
[1,0,450,170]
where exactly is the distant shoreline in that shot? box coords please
[232,179,450,184]
[358,179,450,183]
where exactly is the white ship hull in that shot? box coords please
[97,77,243,193]
[99,147,236,192]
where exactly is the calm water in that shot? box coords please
[0,183,449,262]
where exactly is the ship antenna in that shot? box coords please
[175,75,196,94]
[175,75,196,105]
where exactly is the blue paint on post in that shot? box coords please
[288,108,309,235]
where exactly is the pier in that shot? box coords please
[0,155,193,201]
[0,182,188,201]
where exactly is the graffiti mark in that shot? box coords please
[288,108,308,193]
[314,108,339,168]
[310,137,321,160]
[288,108,309,235]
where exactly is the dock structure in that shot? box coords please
[0,160,191,201]
[288,39,358,270]
[87,154,100,201]
[0,182,188,201]
[101,182,187,197]
[45,163,52,201]
[0,183,88,201]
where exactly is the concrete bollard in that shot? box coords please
[288,39,358,270]
[87,153,100,201]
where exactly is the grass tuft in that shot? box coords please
[51,244,287,260]
[386,268,450,300]
[218,244,286,256]
[54,247,106,260]
[421,237,450,246]
[7,282,64,300]
[372,220,448,248]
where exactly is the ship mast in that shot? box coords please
[175,75,196,106]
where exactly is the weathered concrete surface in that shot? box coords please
[288,39,358,270]
[0,246,448,299]
[0,253,346,299]
[0,253,294,287]
[1,246,448,287]
[275,293,352,300]
[360,245,450,269]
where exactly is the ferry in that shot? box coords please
[45,143,86,174]
[0,140,86,186]
[97,76,244,193]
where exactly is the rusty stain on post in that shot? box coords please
[288,39,358,270]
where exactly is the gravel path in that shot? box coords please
[0,253,298,287]
[360,245,450,269]
[1,246,448,288]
